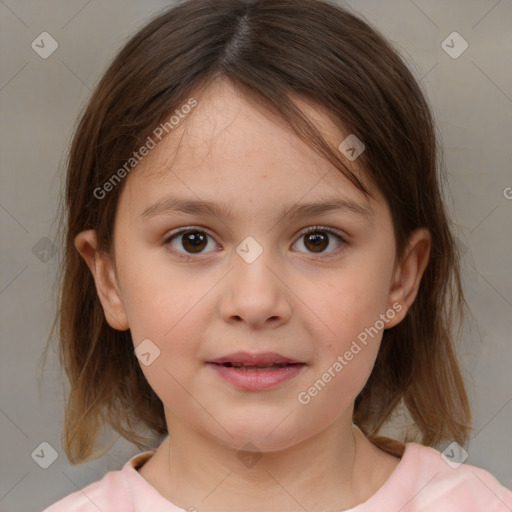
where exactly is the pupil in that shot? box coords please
[183,232,206,252]
[306,232,327,252]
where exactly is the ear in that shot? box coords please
[385,228,431,328]
[74,229,129,331]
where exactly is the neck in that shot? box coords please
[139,415,394,512]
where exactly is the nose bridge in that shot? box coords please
[220,234,291,327]
[233,234,278,295]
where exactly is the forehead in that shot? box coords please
[122,79,378,211]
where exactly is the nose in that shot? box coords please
[219,244,292,330]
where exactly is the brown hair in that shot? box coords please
[45,0,472,464]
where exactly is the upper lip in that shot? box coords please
[208,351,304,366]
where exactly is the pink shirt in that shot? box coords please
[42,442,512,511]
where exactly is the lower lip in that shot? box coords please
[207,363,306,390]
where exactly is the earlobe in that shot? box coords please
[386,228,431,328]
[74,230,130,331]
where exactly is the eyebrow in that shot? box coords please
[140,196,374,223]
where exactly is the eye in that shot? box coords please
[292,226,345,257]
[164,228,218,258]
[164,225,346,260]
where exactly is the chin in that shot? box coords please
[208,418,307,454]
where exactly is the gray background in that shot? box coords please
[0,0,511,510]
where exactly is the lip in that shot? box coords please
[208,351,303,366]
[206,352,306,391]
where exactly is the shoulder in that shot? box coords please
[40,470,128,512]
[401,443,512,511]
[41,451,155,512]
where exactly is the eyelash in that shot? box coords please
[163,225,347,261]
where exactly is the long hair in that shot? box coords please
[45,0,471,463]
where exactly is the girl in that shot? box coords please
[43,0,512,510]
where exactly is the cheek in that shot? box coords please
[126,292,205,364]
[298,275,386,414]
[301,262,394,403]
[117,250,201,339]
[313,273,388,349]
[122,276,210,414]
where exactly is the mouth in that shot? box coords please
[206,352,306,390]
[207,351,305,368]
[217,361,303,371]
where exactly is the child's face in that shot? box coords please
[99,80,413,451]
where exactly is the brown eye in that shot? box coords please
[293,227,344,256]
[304,232,329,253]
[165,228,217,257]
[165,226,345,260]
[181,231,207,253]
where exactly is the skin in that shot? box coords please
[76,79,431,511]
